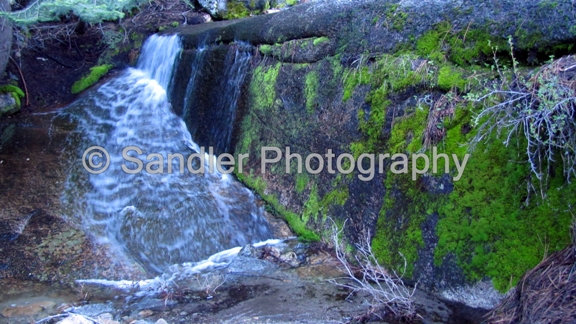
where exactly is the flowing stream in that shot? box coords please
[61,34,274,275]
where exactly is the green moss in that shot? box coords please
[260,44,273,55]
[371,53,432,93]
[129,32,143,48]
[437,65,467,91]
[385,4,409,31]
[350,53,433,157]
[313,36,330,46]
[223,1,250,19]
[236,171,320,241]
[170,21,179,27]
[342,65,370,101]
[302,185,320,224]
[370,86,574,291]
[286,0,298,6]
[416,27,446,62]
[250,63,281,110]
[0,85,25,107]
[71,64,113,94]
[321,186,349,207]
[295,173,309,193]
[305,70,319,113]
[416,22,507,66]
[435,132,574,291]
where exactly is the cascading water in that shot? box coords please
[61,34,273,274]
[182,46,207,123]
[210,43,252,153]
[179,43,252,155]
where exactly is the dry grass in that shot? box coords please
[486,242,576,324]
[423,93,458,150]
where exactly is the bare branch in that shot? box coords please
[327,218,418,319]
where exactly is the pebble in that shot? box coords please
[139,310,154,317]
[57,314,92,324]
[97,313,120,324]
[155,319,169,324]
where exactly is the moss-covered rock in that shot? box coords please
[0,85,24,116]
[173,0,576,298]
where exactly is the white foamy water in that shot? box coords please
[76,238,285,296]
[61,34,274,274]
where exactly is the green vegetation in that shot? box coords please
[71,64,113,94]
[295,173,309,193]
[3,0,149,25]
[223,1,251,19]
[236,21,575,292]
[415,21,506,66]
[334,29,574,289]
[249,63,281,110]
[385,4,409,31]
[313,37,330,46]
[305,71,319,113]
[260,44,273,56]
[286,0,298,6]
[236,171,320,241]
[0,84,25,107]
[347,53,435,158]
[437,65,466,90]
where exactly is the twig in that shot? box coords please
[35,313,70,324]
[326,218,417,319]
[9,56,29,106]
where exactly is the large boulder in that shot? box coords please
[0,0,11,78]
[173,0,576,304]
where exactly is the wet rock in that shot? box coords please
[57,314,93,324]
[155,319,169,324]
[278,251,300,267]
[1,300,56,317]
[0,93,17,117]
[97,313,120,324]
[227,255,277,274]
[197,0,223,17]
[67,303,115,317]
[440,280,503,309]
[138,309,154,317]
[238,244,259,257]
[0,123,14,152]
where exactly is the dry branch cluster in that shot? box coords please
[327,219,417,320]
[470,54,576,188]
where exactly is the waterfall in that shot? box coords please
[182,46,207,123]
[210,43,253,153]
[61,35,273,274]
[179,43,253,155]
